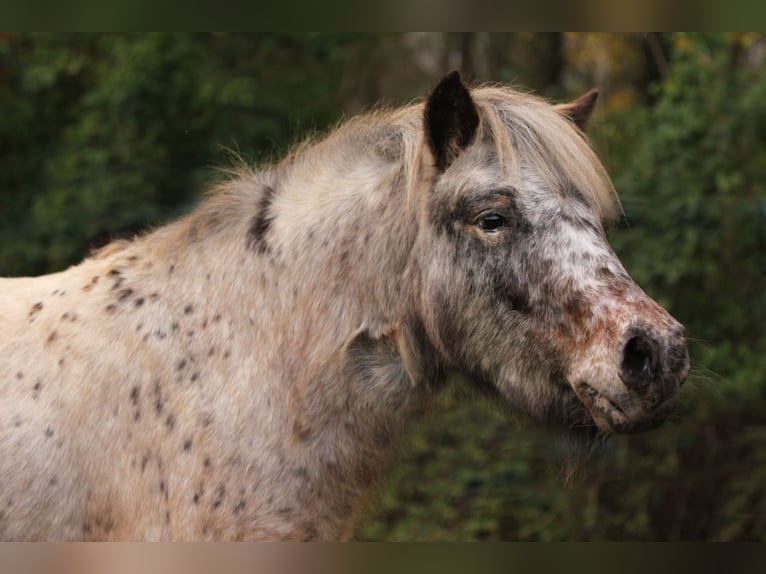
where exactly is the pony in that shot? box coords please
[0,72,689,540]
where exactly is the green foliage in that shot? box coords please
[0,33,359,275]
[612,34,766,354]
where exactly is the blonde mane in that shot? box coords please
[472,85,618,220]
[183,84,617,245]
[276,85,616,217]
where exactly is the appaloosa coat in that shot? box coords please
[0,72,689,540]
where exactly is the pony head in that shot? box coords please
[413,72,689,435]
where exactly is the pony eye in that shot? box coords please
[477,213,507,232]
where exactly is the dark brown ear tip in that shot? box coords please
[432,70,464,94]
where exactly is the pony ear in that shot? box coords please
[556,88,599,131]
[424,70,480,171]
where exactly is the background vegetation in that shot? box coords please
[1,33,764,540]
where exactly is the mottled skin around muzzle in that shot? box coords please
[568,291,690,435]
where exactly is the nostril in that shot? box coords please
[620,335,655,390]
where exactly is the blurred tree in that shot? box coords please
[0,33,359,276]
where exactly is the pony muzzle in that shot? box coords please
[573,324,690,434]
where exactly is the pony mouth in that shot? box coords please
[575,382,632,434]
[574,381,677,435]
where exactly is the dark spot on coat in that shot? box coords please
[203,457,212,469]
[105,304,117,313]
[29,302,43,317]
[233,500,246,514]
[169,264,175,274]
[117,288,134,302]
[292,466,309,480]
[150,292,160,301]
[15,372,23,380]
[152,380,165,415]
[130,386,140,404]
[190,372,200,382]
[32,380,42,399]
[165,415,175,431]
[183,438,192,452]
[562,293,589,329]
[184,305,194,315]
[212,484,226,509]
[597,266,616,279]
[292,419,311,443]
[247,185,277,253]
[141,452,150,472]
[177,359,187,371]
[44,427,54,438]
[134,297,145,307]
[83,276,100,292]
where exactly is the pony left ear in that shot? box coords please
[556,88,599,131]
[424,71,480,171]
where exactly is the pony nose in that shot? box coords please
[666,326,691,387]
[619,330,659,391]
[619,325,690,392]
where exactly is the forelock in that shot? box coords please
[471,86,618,221]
